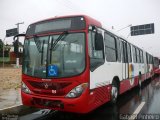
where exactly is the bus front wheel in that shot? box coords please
[111,81,119,103]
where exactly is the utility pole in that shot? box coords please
[2,37,5,68]
[15,22,24,42]
[15,22,24,68]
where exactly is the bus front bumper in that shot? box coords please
[21,90,90,113]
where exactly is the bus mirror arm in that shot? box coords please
[13,34,26,41]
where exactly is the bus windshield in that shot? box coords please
[23,32,85,78]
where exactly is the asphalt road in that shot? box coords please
[0,75,160,120]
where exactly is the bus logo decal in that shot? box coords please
[44,83,49,89]
[129,64,134,85]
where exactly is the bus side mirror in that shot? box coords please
[95,33,103,50]
[13,40,19,54]
[13,34,26,54]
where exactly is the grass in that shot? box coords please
[0,57,10,62]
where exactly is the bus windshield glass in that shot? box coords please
[23,32,85,78]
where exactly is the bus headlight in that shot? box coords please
[66,83,88,98]
[22,81,31,94]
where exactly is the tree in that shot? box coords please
[0,39,4,52]
[0,39,4,57]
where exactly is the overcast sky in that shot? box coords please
[0,0,160,57]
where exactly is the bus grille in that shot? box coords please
[28,81,71,90]
[28,81,71,96]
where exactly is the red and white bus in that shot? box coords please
[153,57,160,74]
[15,15,155,113]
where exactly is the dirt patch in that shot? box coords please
[0,68,21,90]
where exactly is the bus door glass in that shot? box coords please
[121,40,128,80]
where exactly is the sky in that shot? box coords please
[0,0,160,57]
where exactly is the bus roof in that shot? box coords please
[31,14,102,27]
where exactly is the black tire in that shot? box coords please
[111,81,119,104]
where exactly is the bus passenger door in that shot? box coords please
[121,41,128,80]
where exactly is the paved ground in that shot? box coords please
[0,88,22,109]
[0,67,21,90]
[0,67,22,110]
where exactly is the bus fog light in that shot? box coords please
[22,81,31,94]
[66,83,88,98]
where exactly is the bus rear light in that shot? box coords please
[22,81,31,94]
[66,83,88,98]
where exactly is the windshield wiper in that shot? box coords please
[33,35,42,53]
[33,35,46,65]
[41,40,45,65]
[51,31,68,50]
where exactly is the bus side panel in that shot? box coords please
[119,76,139,94]
[88,85,111,111]
[89,62,122,102]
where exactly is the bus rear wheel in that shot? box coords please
[138,74,142,88]
[111,81,119,103]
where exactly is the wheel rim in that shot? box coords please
[111,86,118,101]
[139,80,141,86]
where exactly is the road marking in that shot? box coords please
[0,104,22,111]
[128,102,145,120]
[33,109,52,115]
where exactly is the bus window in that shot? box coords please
[121,41,127,63]
[127,43,132,63]
[116,38,121,62]
[104,33,117,62]
[88,31,95,58]
[132,46,137,63]
[88,30,105,71]
[139,49,141,63]
[151,55,153,64]
[136,48,140,63]
[148,54,151,64]
[140,50,144,63]
[88,31,104,59]
[146,53,149,64]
